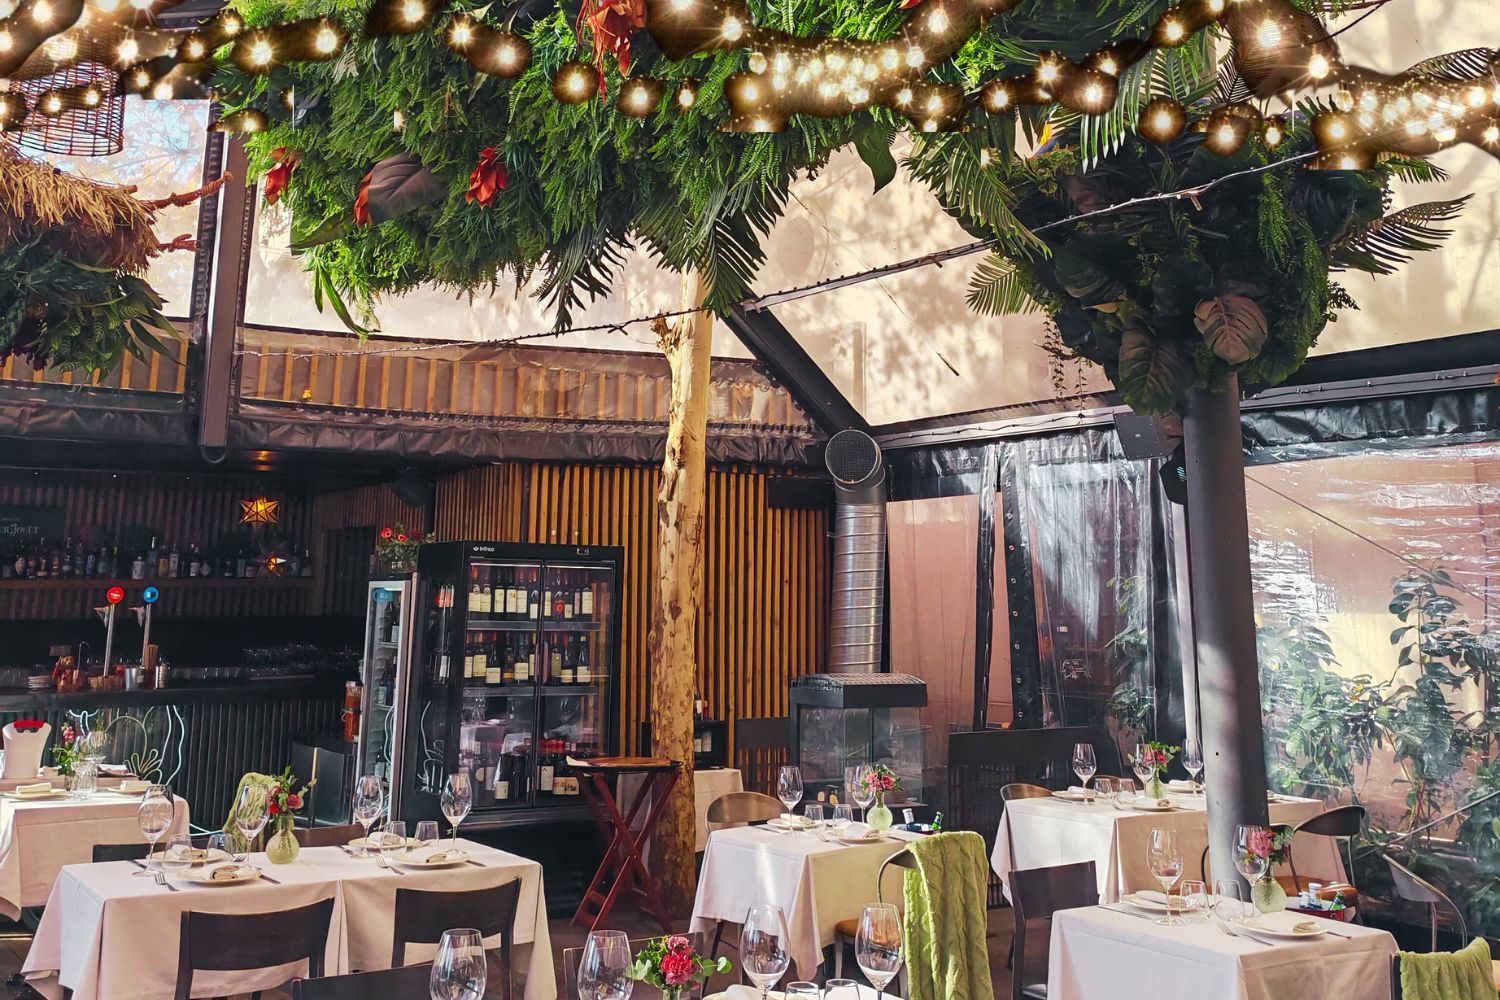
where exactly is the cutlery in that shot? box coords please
[1215,918,1269,945]
[257,872,281,885]
[464,859,486,868]
[153,872,178,892]
[1102,904,1157,922]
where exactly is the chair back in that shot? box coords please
[291,963,433,1000]
[1384,853,1466,952]
[562,931,706,1000]
[294,823,366,848]
[175,896,336,1000]
[1,722,50,779]
[875,847,918,904]
[93,842,153,864]
[1298,805,1366,838]
[705,791,782,828]
[1000,783,1052,803]
[392,879,523,1000]
[733,717,789,797]
[1009,861,1098,1000]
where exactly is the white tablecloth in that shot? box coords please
[690,826,919,980]
[619,767,744,852]
[0,792,189,919]
[1048,905,1396,1000]
[22,838,555,1000]
[991,793,1343,903]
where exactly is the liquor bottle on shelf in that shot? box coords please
[299,548,313,578]
[562,580,575,620]
[511,744,531,800]
[167,541,180,578]
[60,537,73,578]
[12,544,25,579]
[501,643,516,683]
[505,574,522,620]
[46,539,60,579]
[145,537,158,579]
[474,635,490,683]
[156,540,170,579]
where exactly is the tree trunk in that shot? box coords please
[647,271,713,914]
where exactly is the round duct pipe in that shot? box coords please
[824,429,886,674]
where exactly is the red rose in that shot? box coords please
[660,949,695,987]
[380,527,394,539]
[269,802,280,815]
[287,792,303,810]
[397,534,408,543]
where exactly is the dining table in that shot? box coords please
[991,788,1344,903]
[690,823,920,980]
[0,787,189,920]
[1048,900,1397,1000]
[21,837,555,1000]
[619,765,745,853]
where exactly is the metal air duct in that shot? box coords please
[824,428,886,673]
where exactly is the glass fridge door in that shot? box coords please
[459,559,541,811]
[537,561,613,800]
[358,580,406,786]
[410,568,459,804]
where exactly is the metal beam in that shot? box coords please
[723,302,868,435]
[198,137,253,451]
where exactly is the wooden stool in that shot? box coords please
[571,756,682,933]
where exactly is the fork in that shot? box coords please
[153,871,179,892]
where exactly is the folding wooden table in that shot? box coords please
[571,756,682,933]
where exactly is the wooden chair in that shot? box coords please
[291,964,433,1000]
[998,784,1053,968]
[831,847,918,984]
[293,823,366,848]
[733,716,789,797]
[1010,861,1098,1000]
[92,842,153,863]
[1276,805,1365,918]
[563,932,706,1000]
[391,880,522,1000]
[705,791,782,829]
[175,896,336,1000]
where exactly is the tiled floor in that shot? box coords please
[0,907,1019,998]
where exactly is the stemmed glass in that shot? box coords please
[442,771,473,848]
[136,784,174,870]
[1234,823,1271,892]
[236,783,270,855]
[740,903,791,1000]
[850,765,876,824]
[1072,743,1097,804]
[776,766,804,824]
[576,929,633,1000]
[430,928,487,1000]
[353,775,384,856]
[856,902,904,1000]
[1147,827,1184,925]
[1182,741,1204,796]
[1131,743,1154,789]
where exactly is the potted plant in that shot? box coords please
[264,766,310,865]
[374,524,429,575]
[628,934,732,1000]
[859,764,902,832]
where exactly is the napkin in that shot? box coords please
[422,851,453,863]
[1167,779,1200,791]
[1292,920,1320,934]
[14,782,52,796]
[208,864,253,881]
[1066,786,1091,796]
[99,764,131,776]
[118,779,151,793]
[1133,890,1171,906]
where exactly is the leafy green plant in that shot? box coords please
[1104,574,1154,739]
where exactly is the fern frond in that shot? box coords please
[1329,197,1470,274]
[966,252,1042,315]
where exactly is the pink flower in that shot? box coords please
[1247,828,1273,859]
[287,792,303,810]
[665,935,691,953]
[660,950,695,987]
[380,527,394,540]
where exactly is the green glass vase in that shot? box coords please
[867,795,893,832]
[266,824,301,865]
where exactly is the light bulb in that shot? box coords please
[1308,53,1329,79]
[1413,91,1432,110]
[1492,85,1500,106]
[400,0,425,24]
[669,0,691,9]
[151,80,170,100]
[1380,104,1397,124]
[127,0,149,9]
[721,15,742,41]
[1256,20,1281,48]
[1358,90,1377,111]
[676,84,695,108]
[221,14,241,34]
[32,0,53,23]
[849,86,868,104]
[807,57,822,77]
[1161,18,1184,43]
[904,45,923,68]
[1468,86,1488,108]
[1326,119,1347,140]
[184,38,205,59]
[880,47,898,70]
[1037,60,1060,84]
[1433,125,1456,143]
[771,73,787,91]
[93,0,121,13]
[249,39,273,65]
[1333,89,1353,112]
[1404,119,1424,137]
[1338,154,1358,170]
[131,67,149,86]
[1151,109,1174,134]
[772,52,790,74]
[1207,0,1225,12]
[450,20,472,45]
[43,93,62,113]
[44,33,77,60]
[1264,123,1282,147]
[0,31,12,52]
[741,81,760,102]
[1357,111,1373,128]
[627,86,649,111]
[922,118,938,133]
[896,87,913,106]
[817,80,837,98]
[1098,56,1118,76]
[826,52,844,71]
[1216,123,1235,145]
[495,40,518,69]
[1483,124,1499,144]
[985,85,1010,110]
[393,107,405,130]
[0,98,9,118]
[314,26,339,54]
[925,93,943,113]
[83,86,100,105]
[928,6,949,31]
[979,148,991,167]
[747,51,766,74]
[1082,81,1104,107]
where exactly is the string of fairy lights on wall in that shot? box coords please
[0,0,1495,167]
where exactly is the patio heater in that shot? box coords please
[790,673,927,806]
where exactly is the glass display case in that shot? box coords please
[790,673,928,807]
[358,579,414,789]
[399,541,622,826]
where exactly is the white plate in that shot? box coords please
[1238,912,1328,940]
[1129,798,1178,812]
[1121,892,1197,914]
[766,817,811,831]
[834,832,888,845]
[1053,791,1090,802]
[348,835,421,850]
[176,864,263,885]
[7,789,68,800]
[386,850,472,869]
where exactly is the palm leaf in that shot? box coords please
[1329,197,1470,274]
[1397,48,1497,83]
[966,252,1042,315]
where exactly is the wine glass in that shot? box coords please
[415,819,441,848]
[576,929,633,1000]
[850,765,876,823]
[136,784,174,870]
[430,928,487,1000]
[776,766,804,822]
[740,904,791,1000]
[1147,827,1184,925]
[1131,743,1154,788]
[1072,743,1097,804]
[1182,740,1204,796]
[352,775,384,856]
[235,783,270,854]
[1234,824,1271,884]
[856,902,903,1000]
[442,771,474,848]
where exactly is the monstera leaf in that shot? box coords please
[360,153,447,225]
[1118,317,1193,414]
[1052,244,1126,312]
[1150,255,1213,328]
[1194,293,1269,364]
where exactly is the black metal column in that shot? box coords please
[1182,378,1269,886]
[971,443,999,730]
[198,137,253,451]
[999,443,1043,728]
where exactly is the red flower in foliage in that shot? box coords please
[465,147,509,208]
[264,147,300,206]
[660,949,695,987]
[353,169,373,227]
[380,527,394,540]
[269,801,280,815]
[397,534,408,543]
[575,0,645,93]
[287,792,303,810]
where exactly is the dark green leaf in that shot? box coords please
[853,123,897,194]
[1118,317,1193,414]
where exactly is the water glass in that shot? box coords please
[1234,824,1271,882]
[787,985,822,998]
[776,766,804,820]
[577,929,632,1000]
[825,980,862,1000]
[1072,743,1097,803]
[1213,879,1248,924]
[1111,777,1137,810]
[1183,740,1204,794]
[415,819,441,847]
[207,830,248,863]
[353,775,384,855]
[740,904,791,1000]
[1180,879,1209,921]
[137,784,174,869]
[1094,777,1114,803]
[804,802,825,837]
[160,834,194,879]
[375,820,408,867]
[1147,827,1184,926]
[856,902,903,998]
[829,803,854,837]
[442,771,474,847]
[430,928,487,1000]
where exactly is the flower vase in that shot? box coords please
[1145,774,1165,800]
[266,823,300,865]
[1252,877,1288,914]
[867,794,893,832]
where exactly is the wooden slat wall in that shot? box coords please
[308,483,425,616]
[434,463,828,756]
[0,471,319,620]
[0,339,191,395]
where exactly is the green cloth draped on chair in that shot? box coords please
[1399,939,1496,1000]
[902,831,995,1000]
[222,772,278,850]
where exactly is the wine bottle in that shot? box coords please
[485,635,502,685]
[539,744,555,794]
[575,640,591,685]
[528,586,540,620]
[494,752,511,802]
[468,569,483,614]
[167,541,180,578]
[480,571,493,617]
[474,635,489,683]
[549,642,563,683]
[580,582,595,616]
